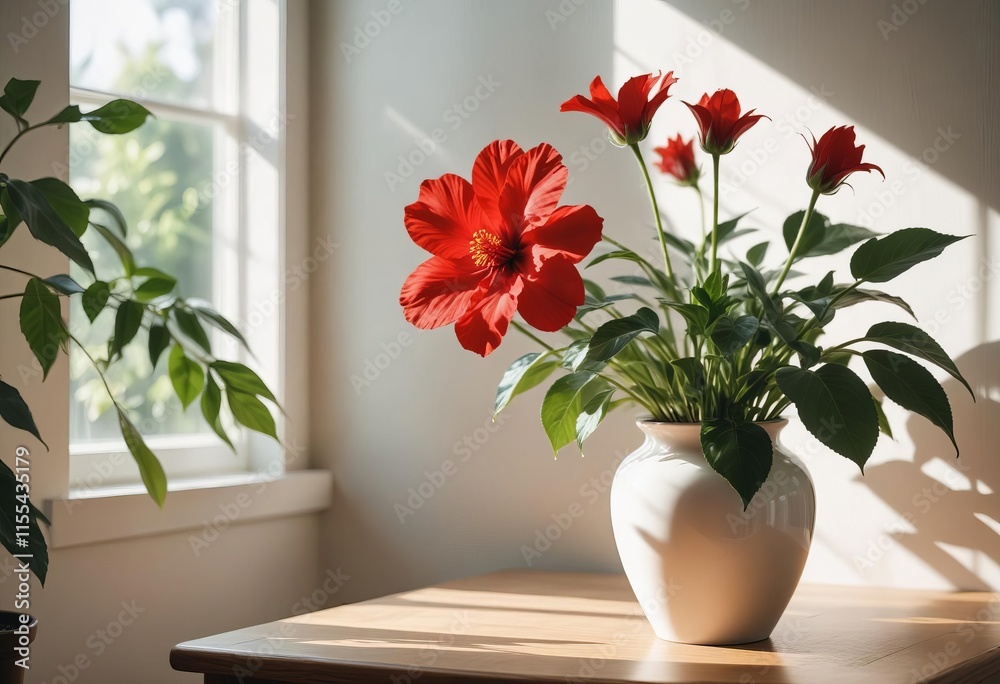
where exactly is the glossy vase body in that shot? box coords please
[610,420,815,645]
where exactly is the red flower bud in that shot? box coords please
[805,125,884,195]
[653,134,699,185]
[683,89,766,156]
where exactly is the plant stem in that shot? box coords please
[0,263,42,279]
[629,144,674,281]
[511,320,554,351]
[694,185,707,276]
[0,124,41,165]
[773,188,821,293]
[710,154,720,271]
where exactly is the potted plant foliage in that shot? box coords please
[0,78,280,673]
[399,72,970,644]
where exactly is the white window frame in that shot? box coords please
[67,0,287,490]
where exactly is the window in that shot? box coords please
[68,0,285,488]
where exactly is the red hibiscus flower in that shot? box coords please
[805,125,884,195]
[560,72,678,146]
[400,140,604,356]
[653,134,699,185]
[683,89,767,156]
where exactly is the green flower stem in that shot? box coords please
[773,188,821,293]
[511,320,554,351]
[695,185,708,276]
[629,143,674,281]
[710,154,720,271]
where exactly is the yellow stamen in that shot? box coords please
[469,230,513,268]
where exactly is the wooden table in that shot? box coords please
[171,571,1000,683]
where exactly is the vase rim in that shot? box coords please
[636,417,788,427]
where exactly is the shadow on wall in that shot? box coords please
[860,342,1000,591]
[659,0,999,212]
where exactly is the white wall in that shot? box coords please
[0,2,325,683]
[309,0,1000,606]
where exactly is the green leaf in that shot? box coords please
[19,278,66,379]
[700,419,773,509]
[711,315,758,356]
[783,210,877,260]
[863,350,957,455]
[747,241,769,267]
[850,228,968,283]
[0,215,14,249]
[81,281,111,323]
[134,275,177,302]
[0,380,45,448]
[227,389,278,439]
[43,274,84,295]
[92,223,135,276]
[186,298,249,350]
[561,339,605,373]
[862,321,973,398]
[587,250,645,268]
[671,357,705,392]
[873,395,893,440]
[32,178,90,237]
[776,364,878,470]
[660,300,710,336]
[44,104,83,125]
[0,459,49,585]
[540,372,596,454]
[739,262,777,317]
[716,212,751,243]
[834,288,916,320]
[210,360,277,404]
[85,198,128,236]
[110,300,144,359]
[80,99,153,134]
[610,275,656,289]
[584,307,659,363]
[0,78,40,120]
[4,179,94,273]
[575,385,614,449]
[494,352,558,416]
[118,409,167,506]
[173,308,212,354]
[148,320,170,368]
[168,345,204,410]
[201,373,233,449]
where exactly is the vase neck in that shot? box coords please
[636,420,788,452]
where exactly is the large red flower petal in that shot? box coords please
[517,257,585,332]
[471,139,523,226]
[643,72,678,128]
[404,174,488,260]
[497,143,567,236]
[400,256,486,330]
[617,74,652,139]
[521,204,604,265]
[454,275,522,356]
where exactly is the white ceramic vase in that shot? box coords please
[610,419,815,645]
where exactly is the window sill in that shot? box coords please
[45,470,332,549]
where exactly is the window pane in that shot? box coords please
[70,0,236,111]
[69,117,218,444]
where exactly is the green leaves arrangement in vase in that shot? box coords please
[0,78,281,584]
[399,72,971,510]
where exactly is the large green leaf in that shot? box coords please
[775,364,878,470]
[5,179,94,273]
[210,361,277,404]
[0,78,39,121]
[118,410,167,506]
[494,352,558,416]
[43,274,84,295]
[711,315,759,356]
[92,223,135,275]
[168,345,204,409]
[147,320,171,367]
[110,300,144,359]
[575,385,615,449]
[173,308,212,354]
[227,389,278,439]
[850,228,968,283]
[540,372,597,454]
[700,419,773,509]
[584,307,659,363]
[81,281,111,323]
[19,278,66,379]
[186,298,249,350]
[32,178,90,237]
[862,321,972,397]
[0,459,49,585]
[782,210,877,260]
[0,380,45,447]
[834,288,915,319]
[48,99,153,134]
[863,350,957,455]
[85,198,128,236]
[201,373,234,449]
